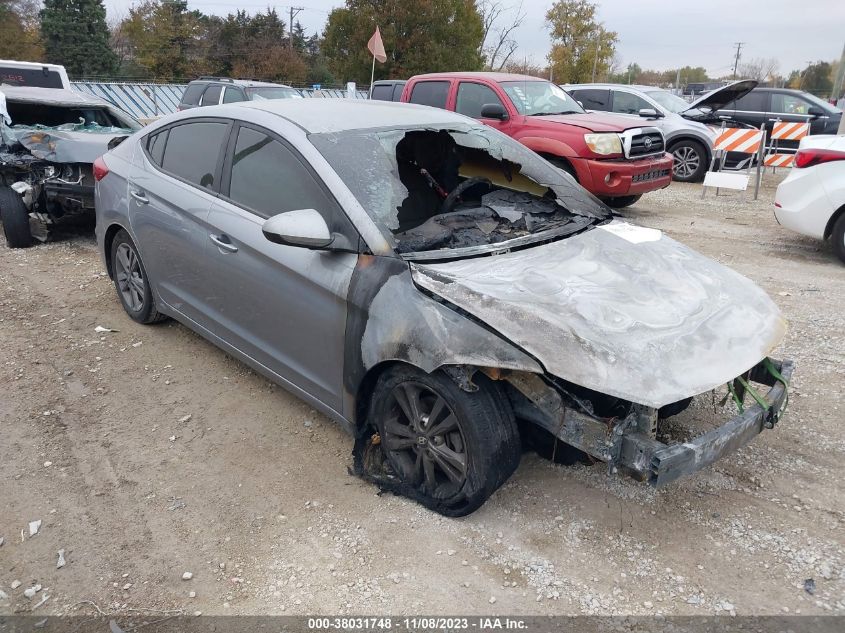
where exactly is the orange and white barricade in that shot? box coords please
[771,121,809,141]
[702,124,767,199]
[764,153,795,168]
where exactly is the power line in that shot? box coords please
[731,42,744,79]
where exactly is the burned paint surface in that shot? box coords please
[412,220,787,409]
[8,127,127,164]
[341,253,542,425]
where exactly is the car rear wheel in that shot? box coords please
[110,229,168,324]
[669,139,707,182]
[832,212,845,264]
[603,195,642,208]
[368,366,520,516]
[0,186,33,248]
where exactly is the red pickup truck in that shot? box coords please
[400,72,674,207]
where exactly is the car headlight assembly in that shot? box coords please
[584,133,623,155]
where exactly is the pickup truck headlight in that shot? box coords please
[584,133,623,155]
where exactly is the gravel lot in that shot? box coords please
[1,175,843,618]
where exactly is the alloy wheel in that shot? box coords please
[673,146,701,179]
[381,381,468,498]
[115,242,146,312]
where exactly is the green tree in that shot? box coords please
[322,0,485,84]
[0,0,44,61]
[545,0,617,83]
[40,0,117,77]
[800,61,833,96]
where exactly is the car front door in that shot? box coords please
[454,81,515,134]
[768,92,824,153]
[201,122,360,411]
[129,119,231,326]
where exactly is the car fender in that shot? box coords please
[517,135,580,160]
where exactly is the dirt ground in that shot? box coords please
[1,175,843,619]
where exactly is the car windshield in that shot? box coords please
[5,102,140,130]
[246,87,302,100]
[645,90,689,114]
[310,123,609,258]
[499,81,585,116]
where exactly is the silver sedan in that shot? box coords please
[95,99,791,516]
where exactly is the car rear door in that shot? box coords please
[129,118,232,326]
[570,88,611,112]
[201,121,360,411]
[406,80,451,112]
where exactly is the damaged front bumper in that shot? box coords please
[489,357,793,488]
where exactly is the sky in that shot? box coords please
[103,0,845,77]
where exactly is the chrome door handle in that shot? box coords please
[129,190,148,204]
[209,234,238,253]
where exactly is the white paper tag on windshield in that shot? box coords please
[599,221,662,244]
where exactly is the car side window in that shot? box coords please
[612,91,651,114]
[409,81,450,109]
[726,91,766,112]
[370,85,393,101]
[159,121,229,190]
[226,126,337,221]
[770,93,811,115]
[222,87,245,103]
[146,129,168,167]
[181,83,204,106]
[572,89,610,110]
[201,85,223,106]
[391,84,405,101]
[455,82,504,118]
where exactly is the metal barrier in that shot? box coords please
[702,123,767,199]
[71,81,371,121]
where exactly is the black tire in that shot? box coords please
[668,139,708,183]
[368,366,520,516]
[0,185,33,248]
[603,194,642,209]
[110,229,168,325]
[832,212,845,265]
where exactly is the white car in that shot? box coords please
[775,135,845,263]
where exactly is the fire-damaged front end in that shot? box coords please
[0,126,128,240]
[409,221,791,487]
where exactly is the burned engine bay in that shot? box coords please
[310,124,609,256]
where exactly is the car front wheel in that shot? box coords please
[832,212,845,264]
[0,186,33,248]
[368,366,520,516]
[670,140,707,182]
[110,229,168,324]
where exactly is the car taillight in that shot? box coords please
[93,156,109,182]
[794,148,845,169]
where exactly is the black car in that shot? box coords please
[715,87,843,154]
[178,77,301,111]
[369,80,406,102]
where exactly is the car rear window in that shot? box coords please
[0,66,64,89]
[181,83,204,106]
[409,81,450,109]
[160,121,229,190]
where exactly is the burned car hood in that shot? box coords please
[7,126,128,164]
[682,80,758,120]
[411,221,786,408]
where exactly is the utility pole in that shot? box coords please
[799,60,813,89]
[289,6,304,50]
[732,42,744,78]
[627,63,632,84]
[831,40,845,105]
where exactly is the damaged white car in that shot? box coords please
[95,100,792,516]
[0,86,139,247]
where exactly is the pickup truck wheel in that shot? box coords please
[603,195,642,209]
[0,186,33,248]
[369,366,520,517]
[669,139,707,182]
[832,212,845,264]
[111,229,168,325]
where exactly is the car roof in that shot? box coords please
[564,83,665,92]
[188,78,294,89]
[231,98,473,134]
[410,72,547,83]
[372,79,406,85]
[0,85,109,106]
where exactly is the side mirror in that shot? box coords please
[262,209,333,249]
[480,103,508,120]
[638,108,662,118]
[807,106,825,118]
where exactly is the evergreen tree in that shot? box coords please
[40,0,117,77]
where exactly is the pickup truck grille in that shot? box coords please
[628,131,665,158]
[632,168,670,183]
